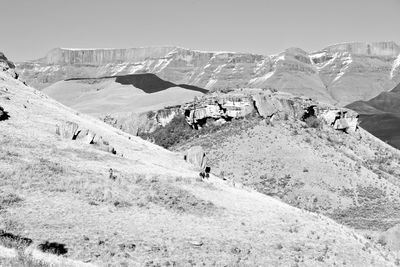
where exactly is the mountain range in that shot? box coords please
[4,51,400,265]
[17,41,400,106]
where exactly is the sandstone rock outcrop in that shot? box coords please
[324,42,400,57]
[41,47,177,65]
[184,146,207,172]
[16,42,400,105]
[252,92,313,120]
[184,93,254,128]
[101,105,182,136]
[0,52,18,79]
[56,121,117,154]
[181,89,359,133]
[319,109,359,133]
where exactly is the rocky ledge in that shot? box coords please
[0,52,18,79]
[182,89,359,133]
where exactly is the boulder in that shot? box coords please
[0,52,18,79]
[184,146,207,172]
[252,94,278,118]
[55,121,117,154]
[85,130,97,144]
[184,94,254,128]
[319,109,359,133]
[56,121,80,139]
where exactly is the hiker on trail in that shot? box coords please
[184,146,210,179]
[109,168,116,180]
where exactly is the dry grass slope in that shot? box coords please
[0,68,399,265]
[173,114,400,232]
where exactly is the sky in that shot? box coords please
[2,0,400,61]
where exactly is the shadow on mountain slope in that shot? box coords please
[67,73,208,94]
[357,113,400,149]
[346,83,400,149]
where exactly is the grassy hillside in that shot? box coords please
[0,59,399,265]
[173,115,400,232]
[43,74,206,116]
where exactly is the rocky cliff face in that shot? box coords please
[181,89,358,133]
[17,42,400,105]
[101,105,182,136]
[40,47,177,65]
[122,88,357,137]
[324,42,400,57]
[0,52,18,79]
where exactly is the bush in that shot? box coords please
[139,115,194,148]
[304,116,322,129]
[0,193,23,208]
[139,112,261,149]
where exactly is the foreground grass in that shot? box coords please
[173,118,400,231]
[0,252,49,267]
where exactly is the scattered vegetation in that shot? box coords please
[330,200,400,230]
[254,174,292,197]
[0,231,32,250]
[304,116,322,129]
[143,181,217,215]
[0,252,50,267]
[140,112,261,149]
[139,115,194,148]
[38,241,68,255]
[0,193,23,209]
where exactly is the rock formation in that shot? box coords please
[184,93,255,128]
[56,121,117,154]
[16,42,400,105]
[100,105,182,136]
[319,109,359,133]
[41,47,177,65]
[184,146,207,173]
[0,52,18,79]
[181,89,359,133]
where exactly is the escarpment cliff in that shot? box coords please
[17,42,400,105]
[41,47,177,65]
[324,41,400,57]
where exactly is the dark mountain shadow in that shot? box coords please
[346,82,400,149]
[0,106,10,121]
[66,73,208,94]
[358,113,400,149]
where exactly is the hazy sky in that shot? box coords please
[2,0,400,61]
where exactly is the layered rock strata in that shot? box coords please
[17,42,400,105]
